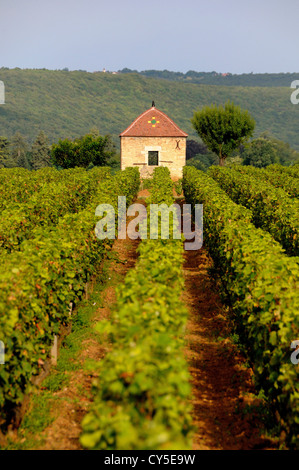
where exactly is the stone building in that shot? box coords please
[119,103,188,179]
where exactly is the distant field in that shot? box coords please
[0,68,299,149]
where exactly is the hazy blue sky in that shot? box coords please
[1,0,298,73]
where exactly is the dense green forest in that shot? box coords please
[0,68,298,150]
[119,69,299,87]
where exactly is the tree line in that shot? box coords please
[0,129,117,170]
[1,68,299,151]
[189,101,299,169]
[1,102,298,172]
[0,131,51,170]
[119,68,299,87]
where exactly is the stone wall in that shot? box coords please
[120,136,186,179]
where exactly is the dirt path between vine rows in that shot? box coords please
[22,198,145,450]
[183,244,277,450]
[10,188,278,450]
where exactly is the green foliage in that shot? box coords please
[0,167,63,211]
[191,101,255,165]
[80,167,193,450]
[173,179,183,196]
[51,132,116,169]
[0,167,140,419]
[242,138,280,167]
[50,139,75,169]
[186,139,208,160]
[16,393,54,435]
[140,177,152,190]
[0,167,111,252]
[117,166,140,206]
[183,166,299,449]
[234,164,299,200]
[0,68,299,152]
[186,152,218,171]
[119,69,299,87]
[10,132,30,169]
[288,164,299,177]
[208,166,299,256]
[0,136,15,168]
[31,131,51,170]
[257,133,299,166]
[147,167,174,205]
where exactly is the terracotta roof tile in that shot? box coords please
[120,106,188,137]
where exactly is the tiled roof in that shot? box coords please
[120,105,188,137]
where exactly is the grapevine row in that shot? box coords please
[80,167,193,450]
[208,165,299,257]
[0,167,74,212]
[0,167,111,252]
[0,167,140,418]
[183,166,299,449]
[233,164,299,199]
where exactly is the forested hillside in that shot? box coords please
[0,68,298,149]
[119,69,299,87]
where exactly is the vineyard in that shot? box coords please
[0,164,298,450]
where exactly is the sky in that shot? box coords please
[1,0,299,74]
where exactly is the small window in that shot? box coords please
[148,151,159,166]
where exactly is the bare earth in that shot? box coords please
[11,190,278,450]
[183,245,277,450]
[35,211,140,450]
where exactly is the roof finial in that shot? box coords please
[152,100,155,107]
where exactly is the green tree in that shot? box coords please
[31,131,51,170]
[191,101,255,166]
[51,131,116,169]
[10,132,30,168]
[50,138,76,169]
[242,138,280,168]
[258,132,299,166]
[0,136,15,168]
[186,151,218,172]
